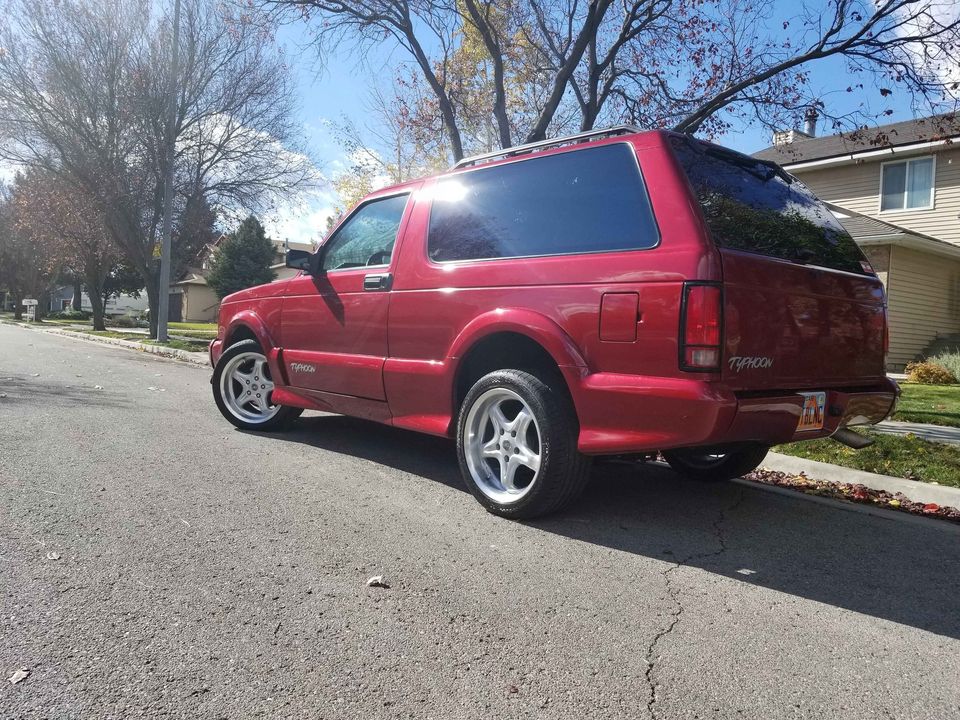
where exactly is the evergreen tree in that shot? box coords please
[206,216,276,299]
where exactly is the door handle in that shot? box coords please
[363,273,392,292]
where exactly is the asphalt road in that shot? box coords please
[1,324,958,720]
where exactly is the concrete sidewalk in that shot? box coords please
[874,419,960,445]
[762,451,960,508]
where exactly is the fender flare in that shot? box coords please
[447,308,588,369]
[224,310,276,352]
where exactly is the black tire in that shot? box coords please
[662,444,769,482]
[456,369,591,519]
[212,339,303,431]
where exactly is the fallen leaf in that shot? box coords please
[46,552,60,560]
[366,575,390,589]
[923,503,940,512]
[8,667,29,685]
[888,499,901,508]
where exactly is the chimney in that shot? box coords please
[804,107,819,138]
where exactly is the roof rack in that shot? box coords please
[451,125,643,169]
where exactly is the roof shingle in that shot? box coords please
[753,113,960,165]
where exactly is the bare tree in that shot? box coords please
[262,0,959,163]
[0,0,316,336]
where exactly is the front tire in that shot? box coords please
[456,369,591,519]
[212,339,302,431]
[662,444,769,482]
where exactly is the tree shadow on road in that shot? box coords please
[264,414,960,640]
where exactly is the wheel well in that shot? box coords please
[226,324,259,347]
[454,332,572,413]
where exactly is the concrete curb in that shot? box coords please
[762,451,960,508]
[874,420,960,445]
[35,326,210,367]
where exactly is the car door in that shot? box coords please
[281,191,413,400]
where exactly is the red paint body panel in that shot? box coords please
[213,129,897,456]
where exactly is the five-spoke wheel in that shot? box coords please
[457,369,591,519]
[212,339,302,431]
[463,387,542,504]
[220,351,279,423]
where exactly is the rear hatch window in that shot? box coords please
[670,136,871,276]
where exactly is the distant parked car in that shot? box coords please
[209,126,898,519]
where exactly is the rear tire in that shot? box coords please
[456,369,591,519]
[212,339,302,431]
[663,444,769,482]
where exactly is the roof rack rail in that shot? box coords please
[452,125,642,169]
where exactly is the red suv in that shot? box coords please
[210,126,897,519]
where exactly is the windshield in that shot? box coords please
[670,136,872,275]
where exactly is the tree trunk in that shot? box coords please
[13,295,23,321]
[144,271,160,338]
[36,290,49,321]
[85,268,107,331]
[72,279,82,311]
[88,290,107,331]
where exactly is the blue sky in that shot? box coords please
[268,12,927,243]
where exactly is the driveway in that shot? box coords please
[1,324,957,719]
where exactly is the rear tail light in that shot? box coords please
[680,283,722,371]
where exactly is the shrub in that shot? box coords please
[109,315,139,328]
[905,360,957,385]
[932,352,960,381]
[50,309,90,320]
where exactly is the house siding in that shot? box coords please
[885,245,960,369]
[182,284,220,323]
[796,147,960,245]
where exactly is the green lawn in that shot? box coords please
[776,430,960,488]
[892,383,960,428]
[170,321,217,332]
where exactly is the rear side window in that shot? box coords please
[670,137,870,275]
[428,143,658,262]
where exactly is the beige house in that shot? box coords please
[755,114,960,370]
[170,235,315,322]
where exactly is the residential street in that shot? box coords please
[1,324,958,719]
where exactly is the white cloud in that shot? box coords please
[260,185,338,249]
[896,1,960,98]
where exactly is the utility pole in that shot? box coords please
[156,0,182,342]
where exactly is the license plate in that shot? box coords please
[797,391,826,432]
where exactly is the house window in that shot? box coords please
[880,157,935,211]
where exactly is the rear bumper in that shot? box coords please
[565,369,898,455]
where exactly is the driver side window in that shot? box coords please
[322,193,409,272]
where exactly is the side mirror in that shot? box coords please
[286,248,314,273]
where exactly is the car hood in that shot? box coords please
[222,278,291,304]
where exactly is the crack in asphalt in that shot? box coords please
[643,487,746,719]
